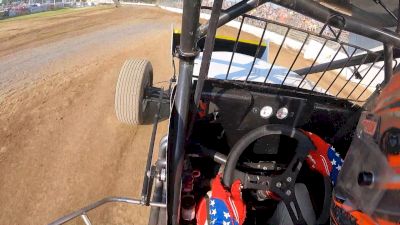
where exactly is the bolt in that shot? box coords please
[276,182,282,188]
[286,177,292,183]
[286,190,291,196]
[252,107,259,114]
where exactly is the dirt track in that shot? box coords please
[0,5,370,225]
[0,6,178,225]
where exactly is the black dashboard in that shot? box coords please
[198,79,362,156]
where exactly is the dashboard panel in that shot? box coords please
[200,79,362,154]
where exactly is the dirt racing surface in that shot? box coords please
[0,5,368,225]
[0,6,178,225]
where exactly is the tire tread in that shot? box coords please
[115,59,153,125]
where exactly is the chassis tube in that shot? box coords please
[168,1,201,225]
[294,48,400,76]
[294,53,379,76]
[148,136,168,225]
[148,174,163,225]
[169,62,194,225]
[384,44,394,85]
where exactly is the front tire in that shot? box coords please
[115,59,153,125]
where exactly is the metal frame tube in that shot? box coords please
[226,16,245,79]
[384,44,394,85]
[141,89,164,205]
[346,53,383,98]
[293,48,400,76]
[81,214,92,225]
[282,33,310,85]
[248,21,268,81]
[194,0,223,106]
[168,1,201,225]
[148,136,168,225]
[335,52,370,97]
[294,51,379,76]
[325,48,358,94]
[48,197,166,225]
[312,45,342,91]
[357,65,385,100]
[264,27,289,83]
[296,39,328,90]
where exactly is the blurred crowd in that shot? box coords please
[0,1,94,19]
[199,0,347,40]
[161,0,347,39]
[202,0,332,33]
[1,3,33,18]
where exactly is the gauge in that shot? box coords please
[276,107,289,119]
[260,106,273,119]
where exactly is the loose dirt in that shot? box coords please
[0,6,178,225]
[0,5,369,225]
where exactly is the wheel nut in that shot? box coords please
[286,190,291,196]
[276,182,282,188]
[286,177,292,183]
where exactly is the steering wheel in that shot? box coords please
[222,124,331,225]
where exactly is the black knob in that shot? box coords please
[358,171,374,186]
